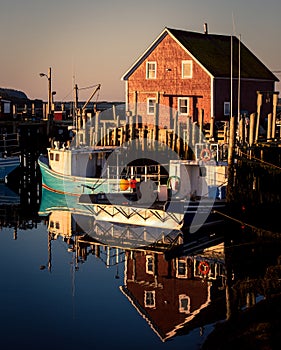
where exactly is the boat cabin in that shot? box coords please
[48,145,116,178]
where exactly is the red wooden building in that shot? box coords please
[122,26,278,127]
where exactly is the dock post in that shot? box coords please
[198,109,204,144]
[172,111,178,151]
[94,111,100,145]
[185,116,191,159]
[249,113,256,147]
[209,116,215,141]
[154,92,160,142]
[267,113,273,142]
[255,92,262,142]
[134,91,138,129]
[191,121,198,149]
[226,116,236,202]
[272,92,279,140]
[177,117,181,156]
[238,116,245,145]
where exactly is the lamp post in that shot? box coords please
[39,67,52,119]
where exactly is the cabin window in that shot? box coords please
[144,291,155,308]
[50,152,54,161]
[55,153,60,161]
[146,61,156,79]
[176,259,188,278]
[178,97,189,115]
[147,98,156,115]
[224,102,230,116]
[55,222,60,229]
[49,221,54,228]
[179,294,190,313]
[182,60,193,78]
[146,255,154,274]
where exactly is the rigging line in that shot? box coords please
[78,83,100,91]
[212,209,281,236]
[61,89,75,102]
[239,151,281,171]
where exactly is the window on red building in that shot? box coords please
[178,97,189,115]
[147,98,156,115]
[146,61,156,79]
[182,60,193,78]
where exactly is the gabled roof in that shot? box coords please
[122,27,278,82]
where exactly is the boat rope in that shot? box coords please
[239,151,281,171]
[212,209,281,238]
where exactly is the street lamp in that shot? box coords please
[39,67,52,119]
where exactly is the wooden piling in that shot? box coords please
[209,116,215,141]
[226,116,236,202]
[134,91,138,128]
[94,111,100,145]
[191,122,198,148]
[267,113,272,142]
[272,92,279,140]
[255,92,262,142]
[172,112,178,152]
[238,116,244,145]
[249,113,256,147]
[154,92,160,142]
[184,117,191,159]
[198,109,204,144]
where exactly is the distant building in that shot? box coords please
[122,26,279,127]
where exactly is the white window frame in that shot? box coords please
[147,98,156,115]
[182,60,193,79]
[144,290,156,308]
[179,294,191,313]
[146,255,154,275]
[178,97,189,115]
[176,258,188,278]
[146,61,157,79]
[224,102,230,116]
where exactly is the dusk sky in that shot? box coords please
[1,0,281,102]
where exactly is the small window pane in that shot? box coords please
[145,291,155,308]
[177,260,187,276]
[147,99,156,115]
[146,256,154,274]
[182,61,192,78]
[224,102,230,116]
[178,98,189,115]
[146,62,156,79]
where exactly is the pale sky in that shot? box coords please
[1,0,281,102]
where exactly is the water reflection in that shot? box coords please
[38,187,227,342]
[1,179,281,348]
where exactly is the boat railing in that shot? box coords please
[195,142,228,162]
[0,133,20,155]
[104,163,168,182]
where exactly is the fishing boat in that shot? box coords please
[0,155,20,181]
[38,143,127,195]
[38,186,182,249]
[38,82,128,195]
[79,146,228,233]
[0,132,20,181]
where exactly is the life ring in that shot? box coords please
[200,148,211,161]
[198,261,210,275]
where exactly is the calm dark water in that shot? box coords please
[0,185,217,350]
[1,179,281,350]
